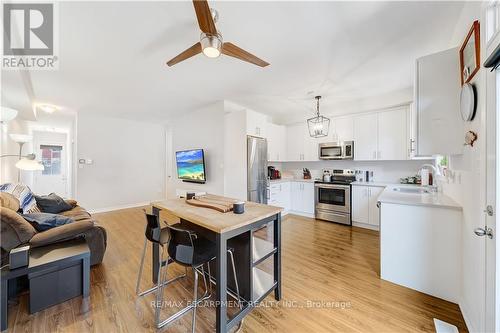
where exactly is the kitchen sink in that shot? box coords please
[392,187,430,194]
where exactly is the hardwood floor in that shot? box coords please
[5,208,467,332]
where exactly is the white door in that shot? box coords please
[352,186,369,223]
[353,113,378,160]
[33,132,68,197]
[484,63,498,332]
[378,108,407,160]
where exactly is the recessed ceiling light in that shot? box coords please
[36,104,58,113]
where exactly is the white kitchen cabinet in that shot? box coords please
[414,48,463,156]
[246,110,268,138]
[380,201,461,302]
[352,185,384,228]
[352,186,369,224]
[269,182,291,213]
[286,123,322,162]
[332,116,354,142]
[290,181,314,216]
[353,106,409,161]
[377,108,407,160]
[286,124,306,161]
[353,113,378,160]
[267,123,287,161]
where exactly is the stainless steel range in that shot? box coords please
[314,169,356,225]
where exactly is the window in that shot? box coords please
[40,145,62,175]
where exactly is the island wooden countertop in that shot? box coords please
[151,196,283,234]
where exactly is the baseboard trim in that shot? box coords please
[89,201,156,214]
[288,211,314,218]
[352,221,379,231]
[458,301,474,333]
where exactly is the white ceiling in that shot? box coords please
[1,1,466,124]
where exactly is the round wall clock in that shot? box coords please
[460,83,476,121]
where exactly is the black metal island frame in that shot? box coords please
[151,196,282,333]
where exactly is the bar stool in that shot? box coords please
[136,212,243,332]
[136,212,210,329]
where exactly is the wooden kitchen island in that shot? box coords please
[151,196,282,333]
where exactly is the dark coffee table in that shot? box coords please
[1,239,90,331]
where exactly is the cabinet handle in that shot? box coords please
[373,151,377,159]
[410,139,415,152]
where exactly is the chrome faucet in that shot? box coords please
[419,164,440,192]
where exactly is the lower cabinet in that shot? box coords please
[269,182,291,213]
[269,181,314,216]
[290,181,314,216]
[351,185,384,228]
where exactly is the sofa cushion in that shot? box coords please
[0,183,40,213]
[22,213,74,232]
[60,206,93,222]
[34,193,73,214]
[0,192,20,212]
[29,220,94,248]
[0,207,36,251]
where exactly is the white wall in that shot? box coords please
[441,2,485,332]
[224,108,247,200]
[166,101,225,198]
[77,114,165,211]
[0,119,30,183]
[277,159,432,183]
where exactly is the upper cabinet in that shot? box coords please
[267,123,287,161]
[332,116,354,142]
[286,123,321,161]
[246,110,268,138]
[353,113,379,160]
[353,106,408,161]
[414,48,463,156]
[378,107,407,160]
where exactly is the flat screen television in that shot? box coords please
[176,149,206,183]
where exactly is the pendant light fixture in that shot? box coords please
[307,96,330,138]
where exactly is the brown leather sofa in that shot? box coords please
[0,193,107,266]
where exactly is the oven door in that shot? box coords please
[315,184,350,213]
[319,145,343,160]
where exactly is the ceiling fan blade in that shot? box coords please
[222,42,269,67]
[192,0,217,35]
[166,42,202,67]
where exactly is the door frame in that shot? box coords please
[32,130,71,198]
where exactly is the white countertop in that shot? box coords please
[351,181,400,187]
[269,178,316,184]
[378,185,462,211]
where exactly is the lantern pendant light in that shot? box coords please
[307,96,330,138]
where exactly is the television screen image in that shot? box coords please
[176,149,206,183]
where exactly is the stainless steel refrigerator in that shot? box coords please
[247,136,268,204]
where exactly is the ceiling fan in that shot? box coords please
[166,0,269,67]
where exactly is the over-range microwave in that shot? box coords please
[318,141,354,160]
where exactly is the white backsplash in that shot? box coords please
[269,159,433,183]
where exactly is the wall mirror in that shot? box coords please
[460,20,480,85]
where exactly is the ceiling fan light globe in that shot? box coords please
[200,33,222,58]
[203,47,221,58]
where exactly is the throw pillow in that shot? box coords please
[34,193,73,214]
[22,213,74,232]
[0,183,40,214]
[0,207,37,251]
[0,192,20,212]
